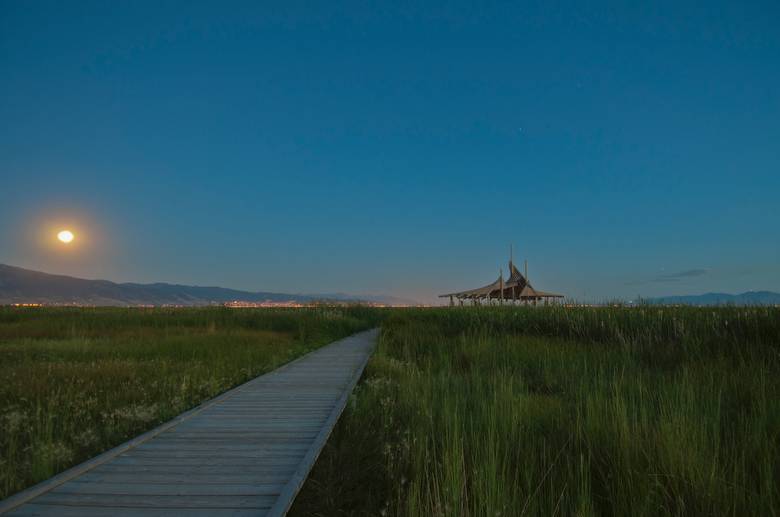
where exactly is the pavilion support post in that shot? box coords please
[499,270,504,306]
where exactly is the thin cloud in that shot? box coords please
[625,268,709,286]
[654,269,709,282]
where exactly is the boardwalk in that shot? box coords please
[0,329,379,517]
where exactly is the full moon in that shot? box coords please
[57,230,75,243]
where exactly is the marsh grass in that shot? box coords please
[0,305,379,499]
[291,306,780,516]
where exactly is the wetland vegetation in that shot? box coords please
[292,306,780,517]
[0,305,379,499]
[2,304,777,515]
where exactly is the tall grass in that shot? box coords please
[0,305,381,500]
[291,306,780,516]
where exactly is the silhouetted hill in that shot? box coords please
[646,291,780,306]
[0,264,414,306]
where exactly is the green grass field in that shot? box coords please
[3,305,778,515]
[291,306,780,517]
[0,305,380,500]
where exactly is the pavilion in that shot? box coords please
[439,249,564,306]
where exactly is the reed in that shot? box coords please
[292,306,780,516]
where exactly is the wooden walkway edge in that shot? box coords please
[0,328,379,517]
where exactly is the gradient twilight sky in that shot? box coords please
[1,1,779,303]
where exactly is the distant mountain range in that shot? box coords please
[645,291,780,306]
[0,264,417,306]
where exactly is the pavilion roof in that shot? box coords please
[506,260,528,287]
[439,275,503,298]
[517,284,564,298]
[438,253,564,299]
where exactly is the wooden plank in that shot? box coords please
[72,472,293,485]
[175,421,326,427]
[33,493,276,509]
[124,450,307,458]
[152,432,319,438]
[52,482,284,496]
[1,328,378,517]
[8,504,267,517]
[148,432,320,439]
[130,439,312,448]
[105,457,302,468]
[91,464,298,476]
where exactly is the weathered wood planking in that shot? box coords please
[0,329,378,517]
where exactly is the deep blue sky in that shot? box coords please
[2,1,779,303]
